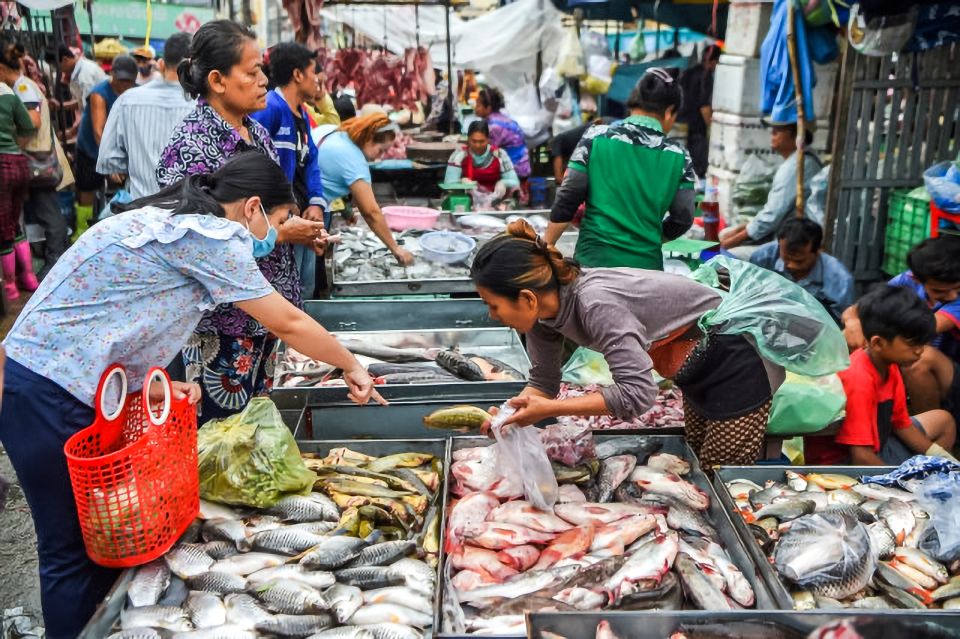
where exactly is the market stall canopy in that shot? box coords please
[553,0,729,39]
[320,4,459,62]
[15,0,73,9]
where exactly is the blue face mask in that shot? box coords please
[249,203,278,258]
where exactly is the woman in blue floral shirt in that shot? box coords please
[0,152,381,638]
[157,20,326,419]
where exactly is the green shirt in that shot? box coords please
[569,115,696,270]
[0,83,35,155]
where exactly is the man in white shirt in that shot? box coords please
[97,33,195,199]
[45,44,105,138]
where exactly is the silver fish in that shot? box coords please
[596,455,637,503]
[202,518,251,550]
[361,587,432,615]
[879,499,916,542]
[308,627,376,639]
[662,499,718,538]
[252,526,328,556]
[246,514,286,535]
[120,605,193,632]
[867,521,897,560]
[338,339,430,364]
[128,559,171,607]
[269,494,340,523]
[186,571,247,596]
[894,547,949,584]
[749,483,798,509]
[875,580,927,610]
[224,593,273,630]
[630,467,709,510]
[785,471,808,492]
[247,564,337,590]
[300,534,373,570]
[256,613,335,638]
[850,596,895,609]
[386,558,436,597]
[326,583,365,624]
[645,453,690,476]
[931,576,960,602]
[683,536,755,607]
[603,532,679,603]
[944,597,960,610]
[458,566,578,605]
[594,436,662,460]
[201,541,240,560]
[752,499,816,522]
[852,483,918,502]
[107,630,165,639]
[348,604,432,628]
[346,540,417,567]
[675,552,738,610]
[165,544,215,579]
[171,626,257,639]
[198,499,241,520]
[333,566,399,590]
[252,578,330,614]
[826,489,867,507]
[360,623,424,639]
[158,576,189,607]
[185,591,226,628]
[212,552,286,576]
[285,521,339,536]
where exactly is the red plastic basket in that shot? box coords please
[64,365,199,568]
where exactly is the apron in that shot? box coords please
[463,146,503,193]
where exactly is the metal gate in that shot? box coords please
[824,42,960,282]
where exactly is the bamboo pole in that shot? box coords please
[786,0,806,216]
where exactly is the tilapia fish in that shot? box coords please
[604,531,679,603]
[489,501,573,533]
[128,559,171,607]
[337,339,431,364]
[631,466,710,511]
[596,455,637,503]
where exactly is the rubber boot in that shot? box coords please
[72,204,93,243]
[1,253,19,301]
[14,240,38,292]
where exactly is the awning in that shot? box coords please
[554,0,729,39]
[16,0,74,9]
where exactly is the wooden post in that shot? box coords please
[786,0,806,215]
[823,39,853,253]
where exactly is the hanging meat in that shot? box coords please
[320,47,436,113]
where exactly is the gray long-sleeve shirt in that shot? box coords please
[526,268,722,420]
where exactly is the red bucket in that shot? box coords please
[64,365,199,568]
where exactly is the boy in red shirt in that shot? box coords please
[806,286,956,465]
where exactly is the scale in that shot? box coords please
[438,181,475,213]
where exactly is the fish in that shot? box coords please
[202,518,251,550]
[684,536,755,607]
[675,552,738,610]
[748,499,816,523]
[186,571,247,595]
[886,558,939,590]
[558,484,587,503]
[874,562,933,601]
[365,453,435,474]
[465,354,524,381]
[171,627,257,639]
[348,603,433,628]
[903,514,930,549]
[420,505,440,556]
[334,566,401,590]
[120,605,193,632]
[805,473,859,490]
[450,546,518,582]
[596,455,637,503]
[313,466,421,496]
[199,500,241,521]
[457,565,579,605]
[489,501,574,533]
[944,597,960,610]
[595,620,622,639]
[603,531,679,603]
[268,494,341,523]
[450,569,497,592]
[386,558,437,597]
[360,623,425,639]
[201,541,240,560]
[594,436,662,460]
[660,498,718,538]
[817,503,876,524]
[245,515,285,535]
[497,545,541,572]
[867,521,897,560]
[618,572,684,612]
[931,576,960,601]
[252,578,330,614]
[792,590,816,610]
[184,591,226,628]
[850,596,895,609]
[165,544,216,579]
[338,339,430,364]
[365,363,440,377]
[435,348,486,381]
[874,581,927,610]
[852,483,918,502]
[108,630,167,639]
[532,526,596,570]
[461,522,556,550]
[749,483,798,509]
[552,586,608,611]
[552,461,599,485]
[879,499,916,544]
[894,548,949,584]
[725,479,763,501]
[224,593,273,630]
[346,540,417,567]
[251,527,329,556]
[246,564,337,590]
[128,559,171,607]
[423,406,492,432]
[630,467,709,511]
[646,453,691,476]
[301,534,376,570]
[324,583,365,623]
[256,613,335,638]
[482,595,576,616]
[375,371,459,385]
[323,478,415,500]
[590,515,658,555]
[554,502,664,527]
[211,552,286,577]
[362,587,433,615]
[785,471,808,492]
[451,459,522,500]
[158,576,189,608]
[309,627,376,639]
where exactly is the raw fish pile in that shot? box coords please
[442,437,757,636]
[725,470,960,611]
[279,345,525,389]
[333,226,472,282]
[112,447,443,639]
[457,213,550,238]
[556,385,685,430]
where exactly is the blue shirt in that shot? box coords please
[3,207,274,406]
[889,271,960,361]
[315,128,371,202]
[77,79,119,159]
[749,241,855,322]
[746,150,823,243]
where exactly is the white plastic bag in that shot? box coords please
[556,26,585,78]
[917,473,960,562]
[491,403,558,511]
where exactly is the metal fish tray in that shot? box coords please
[272,327,531,410]
[437,435,776,638]
[713,465,909,610]
[526,610,960,639]
[300,299,501,333]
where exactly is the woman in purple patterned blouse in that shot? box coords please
[158,20,328,420]
[475,86,531,181]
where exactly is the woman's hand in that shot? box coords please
[344,367,389,407]
[393,247,415,266]
[481,395,558,436]
[278,216,326,246]
[149,379,201,406]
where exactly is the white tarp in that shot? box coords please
[319,5,459,63]
[15,0,73,9]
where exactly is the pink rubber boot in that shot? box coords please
[1,252,19,301]
[13,240,38,292]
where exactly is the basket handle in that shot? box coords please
[142,367,172,427]
[95,364,128,422]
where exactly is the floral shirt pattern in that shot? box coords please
[487,111,531,178]
[157,99,302,337]
[2,207,274,406]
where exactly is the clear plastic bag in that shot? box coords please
[916,473,960,562]
[690,256,850,377]
[768,372,846,435]
[731,155,777,222]
[805,164,831,227]
[561,347,614,387]
[556,26,585,78]
[923,160,960,213]
[197,398,317,508]
[541,423,596,467]
[491,403,558,511]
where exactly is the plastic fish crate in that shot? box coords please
[882,189,931,275]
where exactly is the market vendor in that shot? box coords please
[0,152,383,639]
[315,112,415,265]
[545,68,696,270]
[444,120,521,203]
[474,87,531,191]
[472,220,783,468]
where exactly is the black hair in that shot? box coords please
[269,42,316,87]
[334,95,356,121]
[858,285,936,345]
[627,67,683,116]
[0,34,25,70]
[467,120,490,137]
[163,32,192,68]
[45,43,73,64]
[778,217,823,253]
[114,152,295,218]
[777,123,815,148]
[178,19,257,99]
[907,235,960,283]
[661,48,682,59]
[703,44,722,63]
[477,87,504,113]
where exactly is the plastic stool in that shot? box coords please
[930,201,960,237]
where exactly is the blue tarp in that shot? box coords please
[606,57,688,104]
[760,0,819,122]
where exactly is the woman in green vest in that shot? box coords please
[545,68,697,270]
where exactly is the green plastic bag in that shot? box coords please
[690,256,850,377]
[197,398,316,508]
[561,347,614,386]
[768,372,847,435]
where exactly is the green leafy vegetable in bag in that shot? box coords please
[768,372,847,435]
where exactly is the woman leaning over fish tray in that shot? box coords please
[470,220,843,469]
[0,153,384,639]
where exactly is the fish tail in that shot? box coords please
[908,587,934,605]
[895,531,907,545]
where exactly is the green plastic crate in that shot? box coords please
[882,189,931,275]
